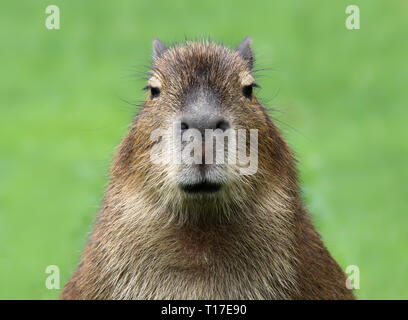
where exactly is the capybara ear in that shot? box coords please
[236,36,254,70]
[152,38,167,61]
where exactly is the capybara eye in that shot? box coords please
[150,87,160,98]
[242,85,253,98]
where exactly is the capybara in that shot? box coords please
[61,38,354,300]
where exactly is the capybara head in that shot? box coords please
[112,38,296,225]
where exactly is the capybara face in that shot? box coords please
[117,39,278,223]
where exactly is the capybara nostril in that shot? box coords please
[179,112,229,135]
[215,119,230,131]
[180,122,189,133]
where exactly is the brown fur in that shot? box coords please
[61,39,354,300]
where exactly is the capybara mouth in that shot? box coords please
[180,181,223,194]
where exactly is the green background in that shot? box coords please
[0,0,407,299]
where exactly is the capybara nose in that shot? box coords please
[180,112,230,136]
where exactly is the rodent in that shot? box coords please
[61,38,354,300]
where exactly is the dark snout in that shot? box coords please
[175,92,231,194]
[179,106,230,136]
[179,89,230,135]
